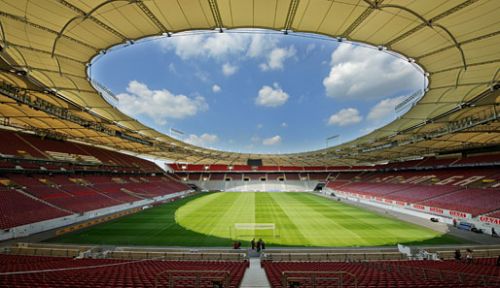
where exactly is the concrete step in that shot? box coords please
[240,258,270,288]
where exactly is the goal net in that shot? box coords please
[230,223,278,238]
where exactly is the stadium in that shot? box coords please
[0,0,499,287]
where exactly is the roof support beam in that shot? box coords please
[51,0,131,57]
[385,0,479,47]
[417,30,500,60]
[55,0,128,40]
[0,11,97,53]
[432,59,500,75]
[342,0,385,38]
[378,4,467,70]
[6,43,86,64]
[207,0,224,31]
[135,0,169,33]
[283,0,300,32]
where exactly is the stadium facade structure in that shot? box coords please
[0,0,498,166]
[0,1,500,287]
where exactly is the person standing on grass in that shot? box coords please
[251,238,256,250]
[492,227,498,237]
[454,249,461,261]
[257,238,262,252]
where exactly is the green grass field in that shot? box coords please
[49,192,465,247]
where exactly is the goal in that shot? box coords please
[230,223,278,238]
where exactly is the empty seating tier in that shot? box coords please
[0,129,161,172]
[0,187,69,229]
[262,259,500,288]
[0,254,248,288]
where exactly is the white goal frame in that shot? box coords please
[231,223,278,238]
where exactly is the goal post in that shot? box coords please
[230,223,278,238]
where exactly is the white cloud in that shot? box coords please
[116,80,208,125]
[160,33,247,60]
[260,46,296,71]
[256,124,263,129]
[212,84,221,93]
[306,43,316,54]
[367,96,406,122]
[222,63,238,76]
[185,133,218,147]
[323,44,421,100]
[263,135,282,146]
[281,122,288,128]
[247,34,279,58]
[161,31,295,70]
[328,108,362,126]
[255,83,289,107]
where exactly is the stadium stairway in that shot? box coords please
[240,257,271,288]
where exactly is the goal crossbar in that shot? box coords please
[234,223,275,230]
[231,223,278,238]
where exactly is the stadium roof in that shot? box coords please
[0,0,498,166]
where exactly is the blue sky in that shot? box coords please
[91,29,424,154]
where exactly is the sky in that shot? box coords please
[91,29,425,154]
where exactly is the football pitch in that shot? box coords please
[49,192,464,247]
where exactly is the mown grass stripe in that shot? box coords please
[49,192,466,247]
[256,192,309,245]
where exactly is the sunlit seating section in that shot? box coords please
[0,129,162,172]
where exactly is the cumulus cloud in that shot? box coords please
[247,34,279,58]
[116,80,208,125]
[281,122,288,128]
[160,32,295,70]
[212,84,221,93]
[263,135,282,146]
[160,33,246,60]
[328,108,362,126]
[255,83,289,107]
[323,44,421,100]
[185,133,219,147]
[260,46,296,71]
[367,96,406,122]
[222,63,238,76]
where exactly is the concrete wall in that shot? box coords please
[0,190,192,241]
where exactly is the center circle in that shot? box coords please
[175,192,445,247]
